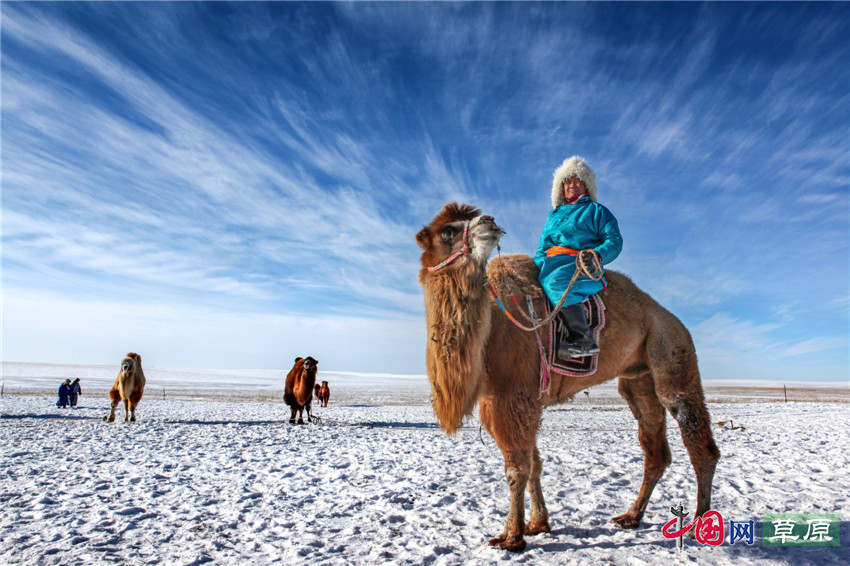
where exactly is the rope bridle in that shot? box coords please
[427,221,471,272]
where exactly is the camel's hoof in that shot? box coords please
[297,419,304,425]
[525,521,551,536]
[488,535,526,553]
[289,419,296,424]
[611,513,641,529]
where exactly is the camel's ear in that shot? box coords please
[294,357,302,363]
[415,227,430,250]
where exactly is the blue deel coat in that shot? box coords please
[533,196,623,307]
[57,384,70,406]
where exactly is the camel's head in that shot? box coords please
[292,356,319,384]
[416,202,504,277]
[120,354,138,377]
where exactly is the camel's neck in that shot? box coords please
[295,372,316,405]
[422,265,491,434]
[118,370,135,396]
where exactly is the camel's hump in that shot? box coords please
[487,254,543,297]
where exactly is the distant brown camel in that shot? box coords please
[318,381,330,407]
[104,352,146,423]
[314,383,322,400]
[416,203,719,552]
[284,356,318,424]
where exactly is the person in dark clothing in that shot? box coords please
[69,378,82,408]
[56,380,71,408]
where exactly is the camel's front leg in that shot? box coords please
[526,446,551,535]
[489,450,531,552]
[128,391,143,423]
[104,400,118,422]
[104,388,120,422]
[122,399,130,422]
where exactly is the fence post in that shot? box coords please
[1,381,4,397]
[784,385,788,402]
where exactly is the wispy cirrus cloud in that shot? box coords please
[2,2,847,376]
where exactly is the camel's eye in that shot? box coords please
[440,226,457,244]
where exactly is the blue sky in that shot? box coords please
[2,2,848,381]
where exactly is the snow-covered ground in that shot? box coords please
[1,363,847,565]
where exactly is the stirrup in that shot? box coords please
[568,343,600,358]
[557,340,573,361]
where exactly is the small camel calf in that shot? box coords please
[104,352,146,422]
[318,381,330,407]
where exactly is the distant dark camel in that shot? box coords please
[104,352,146,423]
[416,203,719,552]
[314,383,322,400]
[284,356,318,424]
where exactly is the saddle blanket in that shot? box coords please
[545,294,606,378]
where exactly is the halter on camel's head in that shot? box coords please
[416,202,505,274]
[426,221,470,272]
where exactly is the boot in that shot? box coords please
[556,309,574,361]
[562,303,600,358]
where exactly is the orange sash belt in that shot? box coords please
[545,246,580,257]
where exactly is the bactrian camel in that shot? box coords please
[284,356,318,424]
[416,203,719,552]
[104,352,146,423]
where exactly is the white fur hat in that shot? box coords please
[551,155,597,207]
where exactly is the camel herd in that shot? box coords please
[92,201,719,555]
[101,352,330,424]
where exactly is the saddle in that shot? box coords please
[544,294,606,378]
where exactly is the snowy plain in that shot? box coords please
[1,362,848,565]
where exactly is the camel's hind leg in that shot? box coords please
[612,373,671,529]
[649,335,720,524]
[525,445,551,536]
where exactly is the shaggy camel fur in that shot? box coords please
[104,352,146,423]
[284,356,318,424]
[318,381,330,407]
[416,203,719,552]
